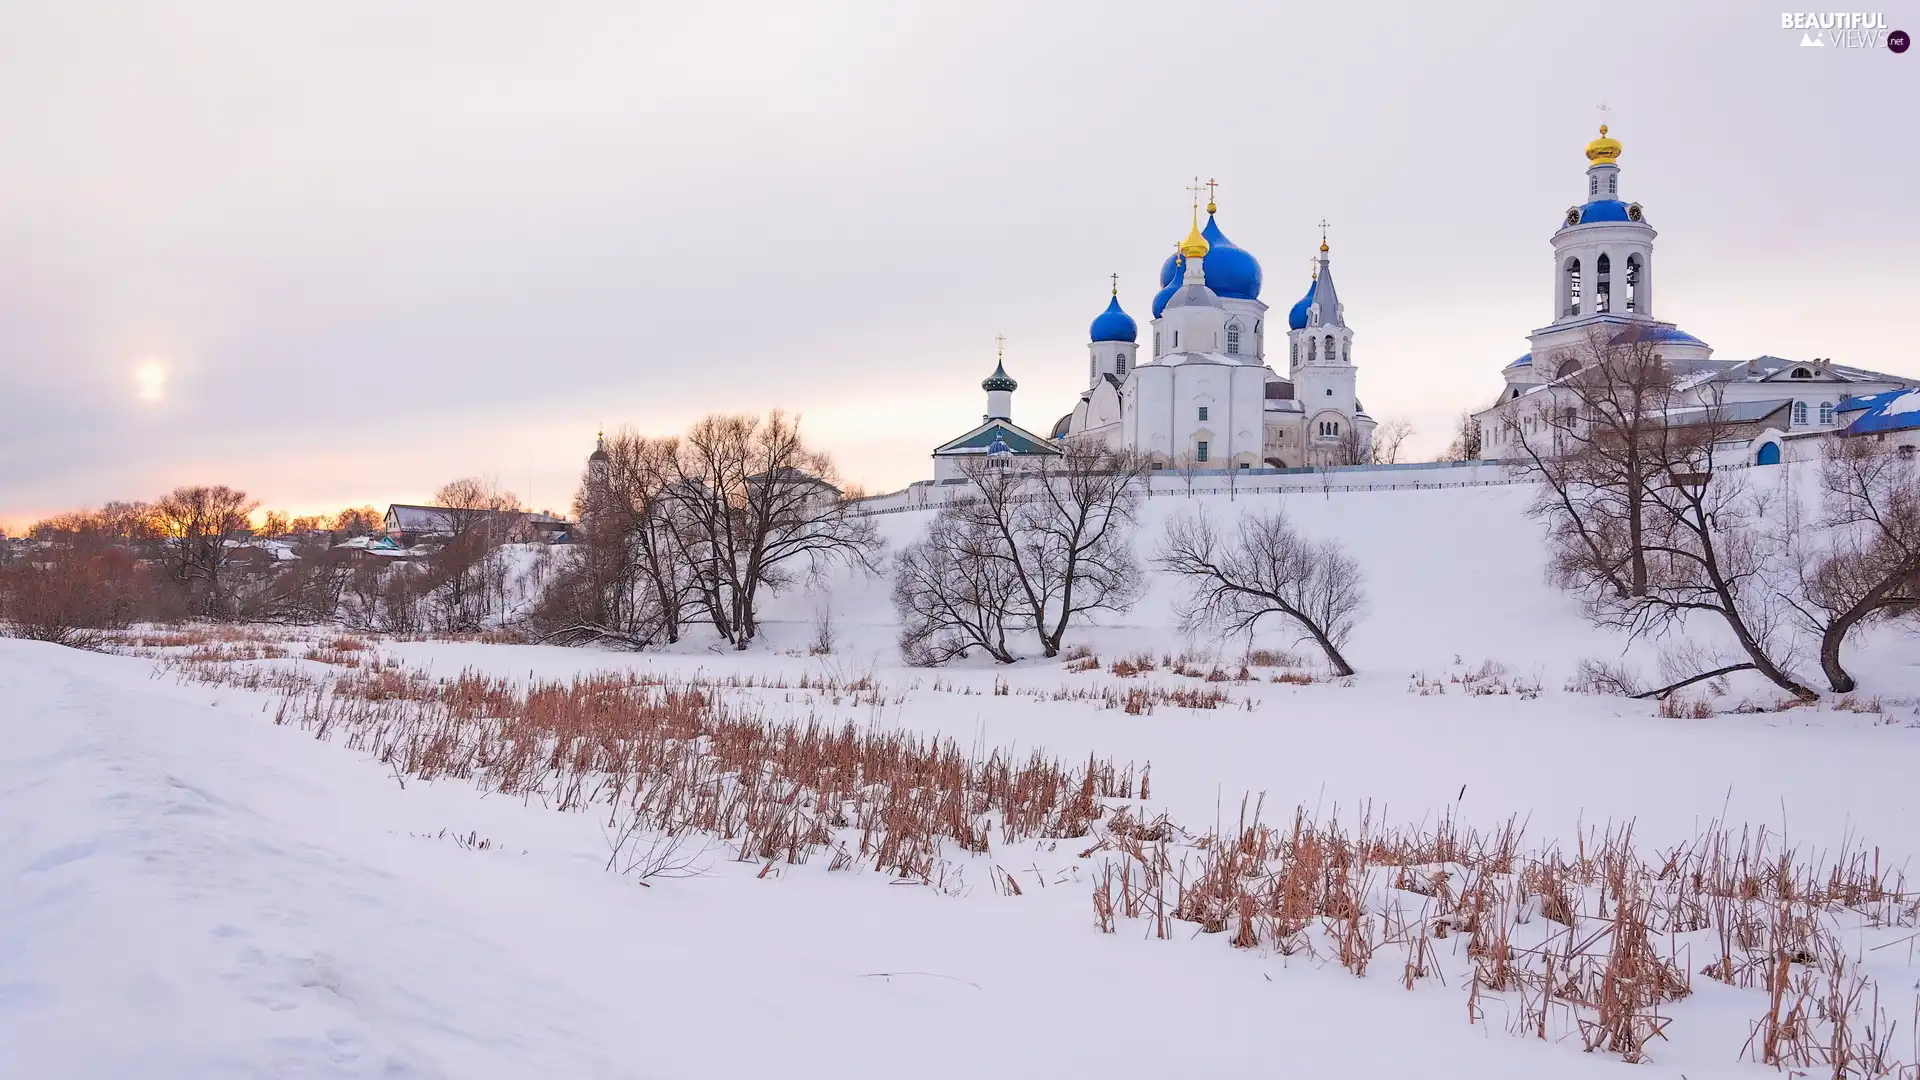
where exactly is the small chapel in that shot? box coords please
[930,183,1376,479]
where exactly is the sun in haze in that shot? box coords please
[134,359,169,402]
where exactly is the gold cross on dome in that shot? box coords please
[1318,218,1330,244]
[995,333,1005,361]
[1598,102,1611,128]
[1206,177,1219,207]
[1110,272,1118,296]
[1186,176,1206,210]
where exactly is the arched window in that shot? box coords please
[1226,324,1241,354]
[1556,358,1583,379]
[1625,255,1641,313]
[1589,175,1598,197]
[1565,258,1582,317]
[1324,335,1335,363]
[1793,401,1809,425]
[1089,358,1096,381]
[1115,354,1128,377]
[1791,368,1811,379]
[1606,174,1616,196]
[1154,332,1161,354]
[1308,337,1317,362]
[1819,401,1835,425]
[1291,341,1298,364]
[1254,320,1261,332]
[1172,330,1179,349]
[1342,340,1349,364]
[1595,253,1612,313]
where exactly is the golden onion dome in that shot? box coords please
[1178,213,1210,259]
[1586,124,1622,165]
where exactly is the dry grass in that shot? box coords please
[1088,803,1919,1069]
[142,637,1920,1072]
[239,658,1143,891]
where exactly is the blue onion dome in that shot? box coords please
[1197,215,1262,300]
[1287,278,1317,330]
[982,360,1017,392]
[1089,292,1137,343]
[1152,253,1185,317]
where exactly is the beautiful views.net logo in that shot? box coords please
[1781,12,1911,51]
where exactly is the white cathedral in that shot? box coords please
[931,192,1375,480]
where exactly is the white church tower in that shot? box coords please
[1288,236,1371,461]
[1501,124,1707,394]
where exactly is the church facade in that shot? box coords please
[930,193,1376,479]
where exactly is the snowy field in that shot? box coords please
[6,483,1920,1078]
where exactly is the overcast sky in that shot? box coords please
[0,1,1913,525]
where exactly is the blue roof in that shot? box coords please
[1563,200,1640,228]
[1611,325,1707,347]
[1089,294,1137,343]
[1287,278,1317,330]
[1838,390,1902,413]
[1843,389,1920,435]
[934,422,1056,456]
[1508,352,1533,368]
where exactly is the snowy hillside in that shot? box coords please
[6,481,1919,1079]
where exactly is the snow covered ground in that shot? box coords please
[6,482,1919,1078]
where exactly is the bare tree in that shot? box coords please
[1370,417,1414,465]
[332,506,382,536]
[425,477,524,631]
[1789,438,1920,692]
[234,553,350,625]
[1157,507,1366,676]
[33,501,159,548]
[535,432,690,648]
[1441,411,1484,462]
[889,440,1145,664]
[983,439,1146,658]
[1331,424,1369,467]
[1510,327,1674,599]
[1172,451,1204,496]
[152,484,258,617]
[0,547,152,647]
[1516,365,1815,700]
[670,412,881,649]
[891,512,1021,664]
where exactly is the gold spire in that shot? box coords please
[1178,177,1210,259]
[1585,123,1622,165]
[1318,218,1330,253]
